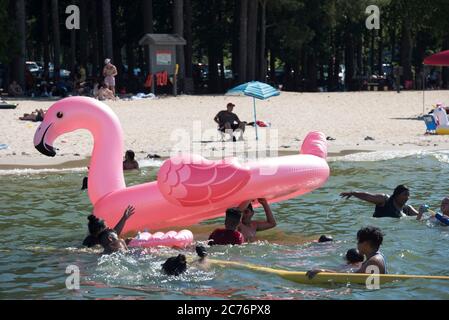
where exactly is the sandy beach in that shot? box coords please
[1,90,449,169]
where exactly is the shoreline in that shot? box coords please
[1,144,448,171]
[3,91,449,171]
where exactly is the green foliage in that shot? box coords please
[4,0,449,90]
[0,0,13,62]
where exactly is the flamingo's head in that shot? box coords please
[34,97,96,157]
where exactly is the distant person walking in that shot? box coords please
[103,58,118,96]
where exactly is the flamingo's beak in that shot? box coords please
[34,124,57,157]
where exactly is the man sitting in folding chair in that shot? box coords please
[214,103,246,142]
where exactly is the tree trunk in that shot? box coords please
[238,0,248,83]
[13,0,26,89]
[184,0,193,78]
[344,25,355,91]
[90,0,100,77]
[370,31,375,75]
[270,49,276,86]
[307,52,317,91]
[231,0,239,83]
[70,1,77,74]
[79,0,89,65]
[111,1,123,80]
[51,0,61,80]
[334,48,341,91]
[123,2,135,91]
[443,36,449,89]
[143,0,153,74]
[70,29,76,74]
[377,29,383,76]
[143,0,154,33]
[173,0,185,92]
[247,0,258,81]
[102,0,113,60]
[328,31,336,91]
[357,34,363,77]
[258,0,267,82]
[42,0,50,80]
[207,1,219,93]
[400,19,413,84]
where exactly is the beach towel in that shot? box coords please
[128,93,157,101]
[0,102,18,110]
[247,120,271,128]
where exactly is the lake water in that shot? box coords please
[1,150,449,300]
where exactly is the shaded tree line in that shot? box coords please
[1,0,449,94]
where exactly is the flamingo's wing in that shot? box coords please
[157,154,251,207]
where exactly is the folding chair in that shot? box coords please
[423,114,437,134]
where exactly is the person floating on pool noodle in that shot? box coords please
[238,198,277,243]
[417,197,449,226]
[83,205,135,254]
[307,226,387,279]
[161,246,209,276]
[340,185,419,218]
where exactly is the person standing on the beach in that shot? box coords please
[103,58,118,96]
[340,185,419,218]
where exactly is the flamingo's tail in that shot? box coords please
[300,132,328,159]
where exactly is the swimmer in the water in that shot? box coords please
[123,150,139,171]
[208,208,245,246]
[417,197,449,226]
[340,185,419,218]
[82,205,135,254]
[237,198,277,243]
[318,235,333,243]
[342,248,364,271]
[307,226,387,279]
[161,246,209,276]
[162,254,187,276]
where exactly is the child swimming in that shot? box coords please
[340,248,364,272]
[417,198,449,226]
[161,246,209,276]
[82,205,135,254]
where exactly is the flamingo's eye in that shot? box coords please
[57,112,63,119]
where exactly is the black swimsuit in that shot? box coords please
[374,196,412,218]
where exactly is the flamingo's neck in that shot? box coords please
[87,108,126,205]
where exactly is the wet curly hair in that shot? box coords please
[162,254,187,276]
[357,226,384,249]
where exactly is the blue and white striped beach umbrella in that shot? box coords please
[226,81,280,140]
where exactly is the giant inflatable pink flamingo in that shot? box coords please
[34,97,330,233]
